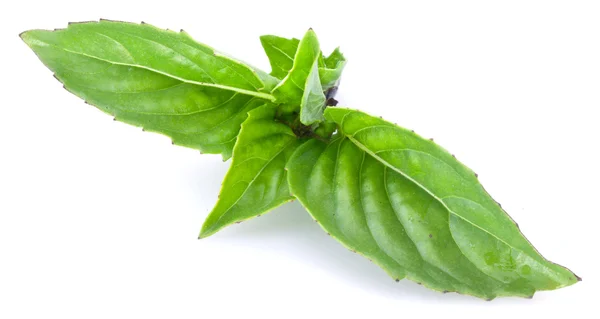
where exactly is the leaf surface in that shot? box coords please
[287,108,579,299]
[199,105,302,238]
[260,35,300,79]
[21,20,275,159]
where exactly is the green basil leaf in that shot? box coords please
[260,34,345,92]
[299,60,327,125]
[271,29,326,125]
[287,108,579,299]
[319,47,346,91]
[199,104,302,238]
[21,20,276,160]
[260,35,300,79]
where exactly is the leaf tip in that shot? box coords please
[19,30,33,44]
[198,225,216,239]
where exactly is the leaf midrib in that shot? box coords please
[42,40,276,102]
[343,134,557,278]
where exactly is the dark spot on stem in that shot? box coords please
[326,98,338,106]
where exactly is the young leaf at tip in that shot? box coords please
[199,104,303,238]
[260,33,346,90]
[260,35,301,79]
[270,30,327,125]
[21,20,276,160]
[286,107,579,299]
[319,47,346,91]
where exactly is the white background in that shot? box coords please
[1,1,598,318]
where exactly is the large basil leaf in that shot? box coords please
[199,104,302,238]
[287,108,579,299]
[21,20,275,159]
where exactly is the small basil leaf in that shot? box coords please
[299,58,327,125]
[260,35,300,79]
[21,20,275,159]
[271,30,326,125]
[199,104,302,238]
[260,34,346,92]
[271,29,321,105]
[319,47,346,91]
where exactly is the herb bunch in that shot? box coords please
[21,20,579,300]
